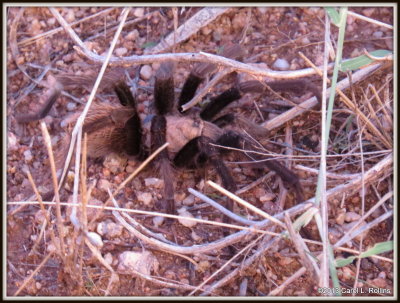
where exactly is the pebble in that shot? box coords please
[66,102,77,111]
[273,58,290,70]
[362,8,375,17]
[97,179,111,192]
[260,193,275,202]
[86,232,103,248]
[177,207,197,228]
[140,65,153,80]
[118,250,159,276]
[336,211,346,225]
[133,7,145,18]
[103,153,127,174]
[104,253,113,265]
[137,192,153,206]
[344,211,361,222]
[153,216,164,227]
[65,9,75,23]
[373,31,383,38]
[115,47,128,57]
[97,221,123,238]
[8,132,18,151]
[126,29,139,41]
[144,177,164,189]
[23,150,33,162]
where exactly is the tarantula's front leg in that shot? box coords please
[216,131,305,203]
[173,136,237,211]
[151,115,175,215]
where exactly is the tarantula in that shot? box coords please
[16,46,320,215]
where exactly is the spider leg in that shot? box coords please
[216,131,305,203]
[113,81,148,159]
[15,86,62,123]
[154,62,175,115]
[151,115,175,214]
[200,81,265,121]
[173,136,236,211]
[178,44,244,112]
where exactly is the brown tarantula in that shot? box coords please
[16,46,320,215]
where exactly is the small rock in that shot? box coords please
[8,132,18,151]
[191,230,202,242]
[98,222,123,238]
[86,232,104,248]
[196,260,211,273]
[341,266,354,280]
[373,31,383,38]
[344,211,361,222]
[66,102,77,111]
[153,216,164,227]
[260,193,275,202]
[104,253,113,265]
[336,211,346,225]
[273,58,290,70]
[97,179,112,192]
[370,277,387,288]
[23,150,33,162]
[118,250,159,276]
[137,192,153,206]
[258,7,269,14]
[140,65,153,80]
[133,7,145,18]
[126,29,139,41]
[65,9,75,23]
[144,177,164,189]
[103,153,127,174]
[177,207,197,228]
[362,8,375,17]
[201,26,212,35]
[115,47,128,57]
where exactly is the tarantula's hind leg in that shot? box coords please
[173,136,237,211]
[216,131,305,203]
[15,82,63,123]
[151,115,175,215]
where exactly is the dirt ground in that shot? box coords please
[5,6,394,297]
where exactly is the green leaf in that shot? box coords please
[335,241,393,267]
[326,8,341,26]
[140,41,158,49]
[340,50,392,72]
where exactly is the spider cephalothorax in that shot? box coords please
[16,45,320,216]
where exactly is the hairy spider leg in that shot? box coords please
[113,81,147,160]
[151,115,175,214]
[150,62,177,214]
[177,44,244,112]
[15,87,62,123]
[173,136,236,211]
[216,131,305,203]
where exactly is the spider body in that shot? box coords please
[16,46,320,216]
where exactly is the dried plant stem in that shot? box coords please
[40,121,65,257]
[284,212,320,281]
[146,7,230,54]
[207,180,286,228]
